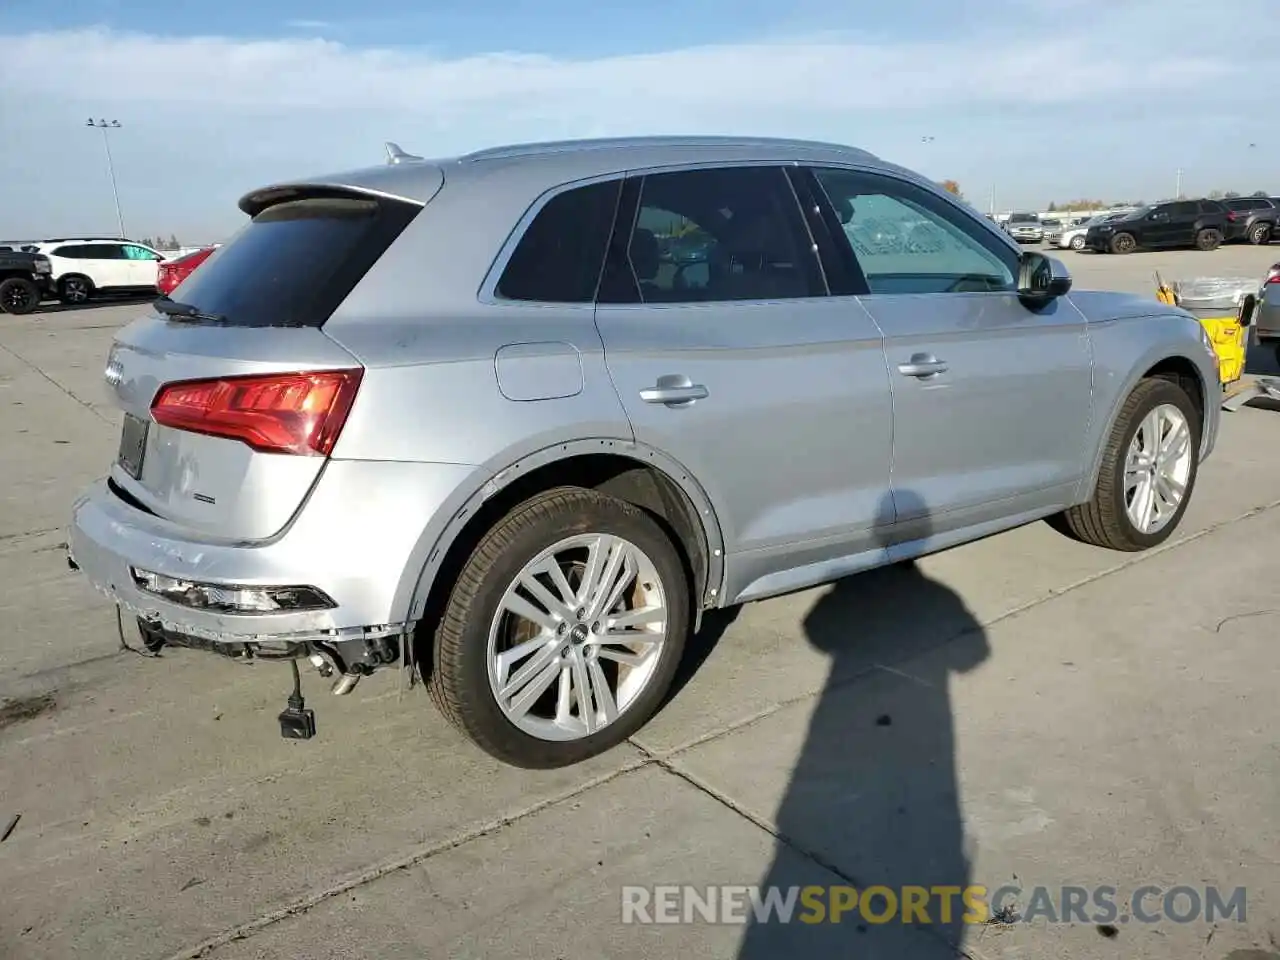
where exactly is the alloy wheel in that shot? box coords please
[2,284,34,313]
[486,533,668,741]
[1123,403,1193,535]
[63,279,89,303]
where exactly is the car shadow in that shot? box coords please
[32,294,154,315]
[732,490,991,958]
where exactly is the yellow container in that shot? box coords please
[1154,275,1252,386]
[1197,314,1248,385]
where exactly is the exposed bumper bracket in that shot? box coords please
[1223,376,1280,412]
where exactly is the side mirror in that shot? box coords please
[1018,251,1072,304]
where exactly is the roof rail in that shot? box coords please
[385,142,424,165]
[41,236,131,243]
[462,135,878,163]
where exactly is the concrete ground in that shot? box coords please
[1,246,1279,960]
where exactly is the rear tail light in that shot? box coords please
[1266,265,1280,284]
[1226,211,1238,221]
[150,369,363,455]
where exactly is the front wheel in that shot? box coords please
[428,486,690,768]
[1070,235,1086,251]
[1050,377,1200,552]
[1195,228,1222,251]
[0,277,40,315]
[1249,223,1272,245]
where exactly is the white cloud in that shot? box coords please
[284,19,334,31]
[0,0,1270,238]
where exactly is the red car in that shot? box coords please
[156,246,217,296]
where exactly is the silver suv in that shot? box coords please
[69,136,1221,768]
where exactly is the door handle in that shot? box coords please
[897,353,948,378]
[640,376,708,406]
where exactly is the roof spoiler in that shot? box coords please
[385,142,424,165]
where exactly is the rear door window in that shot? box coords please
[168,193,421,328]
[597,165,825,304]
[495,179,621,303]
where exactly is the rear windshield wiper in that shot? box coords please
[153,296,227,324]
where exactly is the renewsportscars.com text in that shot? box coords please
[620,884,1247,925]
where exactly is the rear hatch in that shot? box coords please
[104,180,431,541]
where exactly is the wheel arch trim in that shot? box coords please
[399,437,728,661]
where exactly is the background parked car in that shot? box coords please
[1254,262,1280,363]
[0,247,54,314]
[1084,199,1228,254]
[33,238,168,304]
[1004,212,1043,243]
[1049,212,1126,251]
[156,245,218,296]
[1222,197,1278,245]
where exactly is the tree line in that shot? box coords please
[139,235,183,251]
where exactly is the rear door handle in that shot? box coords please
[897,353,948,378]
[640,376,708,406]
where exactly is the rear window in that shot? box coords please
[169,194,420,328]
[1007,213,1038,224]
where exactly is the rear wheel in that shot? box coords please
[1249,223,1272,245]
[58,275,93,305]
[1195,228,1222,251]
[1050,377,1199,552]
[428,486,690,768]
[0,277,39,315]
[1109,232,1137,254]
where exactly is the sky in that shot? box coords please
[0,0,1273,242]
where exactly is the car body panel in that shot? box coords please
[1066,291,1220,495]
[861,290,1093,531]
[595,296,894,605]
[1256,279,1280,340]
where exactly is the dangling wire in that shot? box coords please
[115,605,162,657]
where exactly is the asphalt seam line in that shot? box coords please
[162,753,657,960]
[0,340,113,424]
[159,496,1279,958]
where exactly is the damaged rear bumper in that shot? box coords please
[67,458,481,672]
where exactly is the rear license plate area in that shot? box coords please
[117,413,149,480]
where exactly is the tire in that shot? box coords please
[0,277,40,315]
[58,275,94,305]
[1194,228,1222,252]
[1109,232,1137,255]
[1051,377,1200,552]
[1070,235,1086,251]
[1249,223,1272,245]
[428,486,690,768]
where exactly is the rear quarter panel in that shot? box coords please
[1068,291,1220,501]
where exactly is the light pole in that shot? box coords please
[86,119,125,237]
[1175,167,1184,200]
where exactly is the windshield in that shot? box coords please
[1120,207,1152,220]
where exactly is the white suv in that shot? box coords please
[34,238,167,304]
